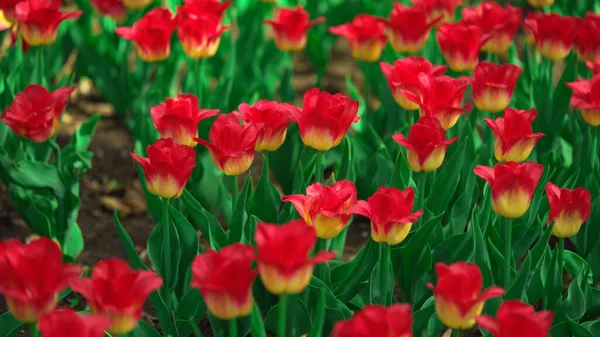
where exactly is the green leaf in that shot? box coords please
[413,298,434,337]
[565,267,587,320]
[228,174,252,244]
[567,315,594,337]
[338,137,355,181]
[307,277,352,336]
[544,244,564,311]
[5,160,64,196]
[169,205,200,296]
[450,171,476,235]
[62,223,84,261]
[114,211,148,271]
[307,285,326,337]
[182,189,228,250]
[332,239,378,303]
[147,217,182,291]
[426,139,466,215]
[167,288,207,337]
[0,312,24,337]
[581,319,600,336]
[370,244,393,305]
[132,320,162,337]
[264,296,312,336]
[250,155,281,223]
[250,302,267,337]
[564,251,594,285]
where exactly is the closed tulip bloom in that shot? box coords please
[190,244,257,320]
[393,117,459,172]
[264,6,325,52]
[131,138,196,199]
[567,74,600,126]
[182,0,230,18]
[474,162,544,219]
[116,8,176,62]
[461,2,521,54]
[380,57,446,111]
[329,15,387,62]
[233,100,297,152]
[0,238,81,323]
[437,22,490,72]
[0,0,20,23]
[70,259,163,335]
[1,84,74,142]
[528,0,554,8]
[151,94,218,147]
[523,12,542,45]
[412,0,462,25]
[472,62,522,113]
[546,183,591,238]
[39,309,112,337]
[382,3,440,54]
[427,262,504,329]
[529,13,579,61]
[176,4,229,59]
[15,0,81,46]
[255,220,336,294]
[282,180,357,239]
[575,13,600,62]
[291,88,359,151]
[484,108,544,163]
[477,300,553,337]
[349,187,423,245]
[91,0,126,22]
[331,304,413,337]
[195,113,258,176]
[586,54,600,74]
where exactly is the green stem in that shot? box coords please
[313,239,329,281]
[229,319,237,337]
[453,328,461,337]
[49,140,61,172]
[277,294,288,337]
[417,172,426,214]
[378,243,392,305]
[161,197,172,311]
[315,151,324,183]
[591,127,598,171]
[197,58,207,107]
[364,63,370,126]
[558,238,564,274]
[232,175,239,211]
[190,321,205,337]
[504,218,512,289]
[29,323,39,337]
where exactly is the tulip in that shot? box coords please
[91,0,126,22]
[190,244,257,320]
[575,13,600,62]
[528,0,554,8]
[477,300,553,337]
[176,4,229,59]
[382,3,440,54]
[411,0,463,25]
[131,138,196,199]
[484,108,544,163]
[39,309,112,337]
[116,8,176,62]
[566,74,600,126]
[427,262,504,329]
[264,5,325,52]
[349,187,423,245]
[123,0,151,10]
[182,0,230,18]
[70,258,163,335]
[546,183,591,238]
[282,180,357,239]
[461,2,521,54]
[0,0,20,24]
[0,238,81,323]
[523,12,542,46]
[151,94,219,147]
[472,62,522,113]
[474,161,544,219]
[0,84,74,142]
[329,15,387,62]
[15,0,81,46]
[0,11,12,31]
[437,22,490,72]
[255,220,336,294]
[586,54,600,74]
[195,113,258,176]
[331,304,413,337]
[528,13,579,61]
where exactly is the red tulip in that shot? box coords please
[331,304,413,337]
[70,258,163,335]
[0,0,22,23]
[0,238,81,323]
[393,117,459,172]
[411,0,463,25]
[575,13,600,62]
[15,0,81,46]
[151,94,218,147]
[523,12,542,45]
[477,300,553,337]
[195,113,258,176]
[182,0,231,18]
[255,220,336,294]
[461,2,521,54]
[528,0,554,8]
[131,138,196,199]
[291,88,359,151]
[116,8,176,62]
[380,57,446,111]
[233,100,297,152]
[264,5,325,52]
[527,13,579,61]
[0,84,74,142]
[437,22,490,72]
[329,15,387,62]
[566,74,600,126]
[349,187,423,245]
[91,0,126,22]
[39,309,112,337]
[546,183,591,238]
[484,108,544,163]
[427,262,504,329]
[381,3,440,54]
[123,0,151,9]
[190,244,257,320]
[586,54,600,74]
[176,4,229,59]
[472,61,522,113]
[474,162,544,219]
[282,180,357,239]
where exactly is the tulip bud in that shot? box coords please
[472,62,522,113]
[477,300,553,337]
[116,8,176,62]
[437,22,490,72]
[15,0,81,46]
[461,2,521,54]
[382,3,439,54]
[567,74,600,126]
[329,15,387,62]
[484,108,544,163]
[264,6,325,52]
[546,183,591,238]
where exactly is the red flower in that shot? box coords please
[182,0,231,18]
[151,94,218,147]
[70,258,163,335]
[427,262,504,329]
[461,2,521,54]
[528,13,579,61]
[474,162,544,219]
[15,0,81,46]
[0,84,74,143]
[528,0,554,8]
[282,180,357,239]
[484,108,544,163]
[39,309,112,337]
[349,187,423,245]
[472,61,522,113]
[329,14,387,62]
[195,113,258,176]
[176,4,229,59]
[255,220,336,294]
[546,183,591,238]
[331,304,413,337]
[586,54,600,74]
[393,116,459,172]
[0,238,81,323]
[411,0,463,25]
[290,88,359,151]
[380,57,446,111]
[575,13,600,61]
[116,8,176,62]
[566,74,600,126]
[190,244,257,320]
[437,22,490,72]
[0,0,21,23]
[131,138,196,199]
[233,100,297,152]
[91,0,126,22]
[477,300,553,337]
[523,12,542,45]
[264,5,325,52]
[381,3,440,54]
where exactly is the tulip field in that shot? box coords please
[3,0,600,336]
